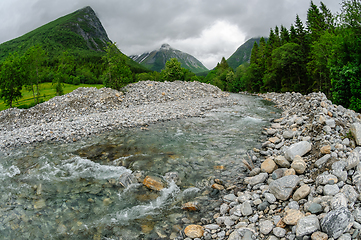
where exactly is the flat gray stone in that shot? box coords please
[341,185,358,204]
[244,173,268,186]
[323,184,340,196]
[315,154,331,168]
[241,201,253,216]
[260,220,274,235]
[285,141,312,160]
[346,151,360,170]
[273,227,286,238]
[351,123,361,146]
[274,155,290,168]
[269,175,300,200]
[321,207,353,239]
[296,215,320,238]
[264,193,277,204]
[331,193,348,210]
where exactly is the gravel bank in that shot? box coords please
[189,92,361,240]
[0,81,231,150]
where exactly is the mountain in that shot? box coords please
[0,6,148,72]
[130,44,208,73]
[227,37,265,70]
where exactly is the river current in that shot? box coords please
[0,94,279,239]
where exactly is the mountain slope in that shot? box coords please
[227,38,265,70]
[130,44,208,73]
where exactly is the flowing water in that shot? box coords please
[0,94,280,240]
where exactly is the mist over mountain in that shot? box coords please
[130,44,208,73]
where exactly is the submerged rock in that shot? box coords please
[143,176,164,191]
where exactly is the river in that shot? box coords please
[0,93,279,239]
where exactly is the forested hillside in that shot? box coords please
[202,0,361,113]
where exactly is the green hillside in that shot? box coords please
[227,38,265,70]
[0,6,147,73]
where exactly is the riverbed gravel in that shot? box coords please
[0,80,231,150]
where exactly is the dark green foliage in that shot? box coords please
[101,43,133,90]
[161,58,184,81]
[0,53,25,107]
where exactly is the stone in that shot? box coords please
[119,172,137,188]
[315,154,331,168]
[143,176,164,191]
[283,209,305,225]
[244,173,268,186]
[269,137,281,144]
[273,227,286,238]
[272,168,285,179]
[316,174,338,185]
[260,220,274,235]
[184,225,204,238]
[284,168,296,176]
[241,201,253,216]
[331,193,348,210]
[285,141,312,160]
[307,203,323,214]
[269,175,300,200]
[267,128,277,135]
[258,201,270,211]
[264,193,277,204]
[351,123,361,146]
[283,130,295,139]
[320,145,331,154]
[261,158,277,173]
[323,184,340,196]
[325,119,336,128]
[296,215,320,238]
[341,185,358,203]
[203,224,220,230]
[321,207,353,239]
[345,151,360,170]
[293,184,311,201]
[291,155,307,174]
[224,194,237,202]
[274,156,290,168]
[311,231,328,240]
[338,233,352,240]
[182,202,200,211]
[353,208,361,223]
[212,183,224,190]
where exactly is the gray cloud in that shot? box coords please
[0,0,341,68]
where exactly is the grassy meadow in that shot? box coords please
[0,83,103,111]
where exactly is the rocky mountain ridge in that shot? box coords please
[130,43,209,73]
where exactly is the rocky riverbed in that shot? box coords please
[182,92,361,240]
[0,80,231,150]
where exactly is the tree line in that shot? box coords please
[202,0,361,113]
[0,42,203,108]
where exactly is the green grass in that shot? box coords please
[0,82,103,111]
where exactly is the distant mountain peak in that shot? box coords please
[130,44,208,73]
[160,43,172,50]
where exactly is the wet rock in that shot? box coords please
[261,158,277,173]
[351,123,361,146]
[283,209,305,225]
[291,155,307,174]
[269,175,300,200]
[119,172,137,188]
[321,207,353,239]
[284,141,312,161]
[182,202,200,211]
[212,183,225,190]
[260,220,274,235]
[143,176,164,191]
[184,225,204,238]
[244,173,268,186]
[296,215,320,238]
[274,155,290,168]
[293,184,311,201]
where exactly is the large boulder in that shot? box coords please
[321,207,353,239]
[269,175,300,200]
[285,141,312,160]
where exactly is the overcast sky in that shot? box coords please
[0,0,341,69]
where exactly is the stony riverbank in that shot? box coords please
[0,80,231,150]
[181,92,361,240]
